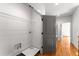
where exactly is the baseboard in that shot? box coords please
[71,43,78,50]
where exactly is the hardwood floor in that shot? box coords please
[78,49,79,56]
[56,36,78,56]
[38,36,78,56]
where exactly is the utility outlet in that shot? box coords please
[15,43,21,50]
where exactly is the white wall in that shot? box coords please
[56,16,72,24]
[0,3,32,20]
[71,7,79,49]
[0,3,42,56]
[31,9,42,49]
[0,3,33,56]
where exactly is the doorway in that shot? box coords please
[61,22,71,46]
[56,22,72,56]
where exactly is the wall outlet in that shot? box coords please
[14,43,21,50]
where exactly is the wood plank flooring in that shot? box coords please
[38,36,78,56]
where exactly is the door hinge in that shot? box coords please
[41,32,43,35]
[42,18,43,21]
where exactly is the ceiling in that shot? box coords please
[44,3,79,16]
[30,3,79,16]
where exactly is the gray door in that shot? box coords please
[43,15,56,54]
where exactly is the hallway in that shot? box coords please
[38,37,78,56]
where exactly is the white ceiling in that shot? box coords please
[30,3,79,16]
[44,3,79,16]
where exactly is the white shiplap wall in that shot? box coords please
[0,3,42,56]
[0,12,31,56]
